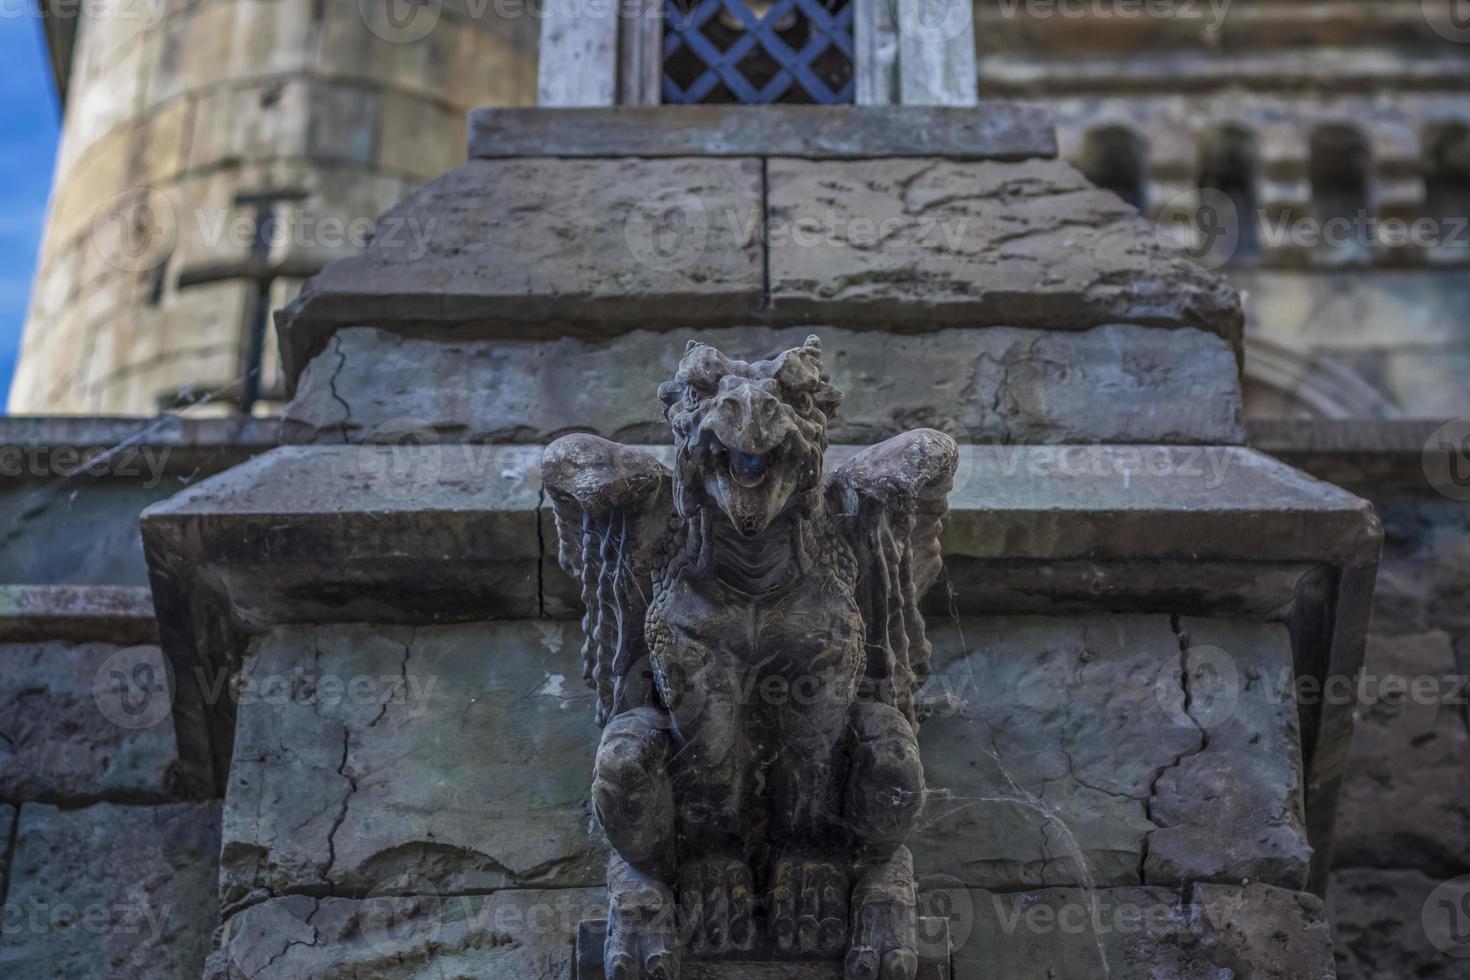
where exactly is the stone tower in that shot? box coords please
[10,0,537,416]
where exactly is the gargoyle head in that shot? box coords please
[659,335,842,536]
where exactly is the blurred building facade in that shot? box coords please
[978,0,1470,421]
[11,0,536,415]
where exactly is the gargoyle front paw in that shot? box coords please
[845,848,918,980]
[607,858,680,980]
[770,854,849,957]
[676,856,756,955]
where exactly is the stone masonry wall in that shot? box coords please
[1326,491,1470,978]
[10,0,537,415]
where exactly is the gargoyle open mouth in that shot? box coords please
[728,449,772,488]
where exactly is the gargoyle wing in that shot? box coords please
[827,429,958,727]
[542,434,675,726]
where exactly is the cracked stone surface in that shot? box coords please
[205,887,605,980]
[277,156,766,384]
[767,158,1242,343]
[1333,630,1470,877]
[949,882,1335,978]
[1329,868,1469,979]
[0,642,182,804]
[1145,617,1312,888]
[913,615,1310,891]
[285,323,1244,447]
[220,622,606,911]
[0,801,221,979]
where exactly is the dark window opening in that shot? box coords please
[1196,123,1260,263]
[1309,123,1372,262]
[1425,122,1470,230]
[1076,126,1148,211]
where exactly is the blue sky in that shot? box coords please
[0,13,61,410]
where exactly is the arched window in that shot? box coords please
[1424,122,1470,232]
[1076,126,1148,210]
[1309,123,1372,261]
[1196,123,1260,262]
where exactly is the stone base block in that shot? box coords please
[219,622,607,909]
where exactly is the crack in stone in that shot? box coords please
[247,897,322,979]
[1141,615,1211,887]
[325,332,352,445]
[323,726,355,884]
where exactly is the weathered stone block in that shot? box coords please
[284,323,1245,446]
[1333,631,1470,876]
[0,641,181,803]
[767,157,1242,342]
[1330,868,1470,979]
[914,615,1310,891]
[277,157,767,383]
[206,887,604,980]
[219,622,605,908]
[952,882,1334,979]
[0,801,221,979]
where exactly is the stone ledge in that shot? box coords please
[0,415,286,476]
[0,417,284,590]
[141,440,1378,847]
[468,105,1057,161]
[0,585,156,644]
[1248,418,1446,493]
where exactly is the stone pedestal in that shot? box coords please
[135,105,1377,978]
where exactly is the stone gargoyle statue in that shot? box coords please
[543,336,957,980]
